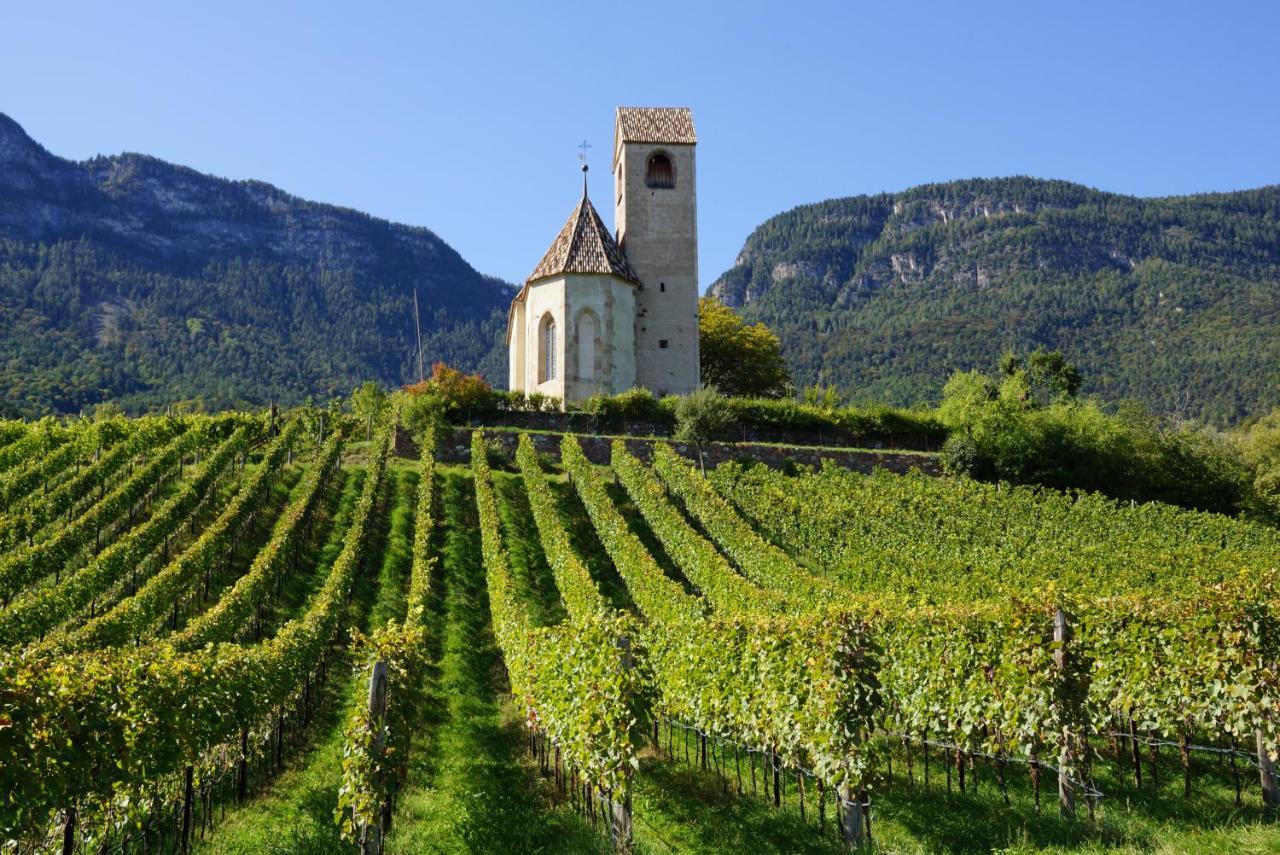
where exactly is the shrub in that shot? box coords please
[579,387,666,425]
[674,387,737,472]
[404,363,495,417]
[938,367,1257,516]
[397,390,446,445]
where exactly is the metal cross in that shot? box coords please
[577,139,591,166]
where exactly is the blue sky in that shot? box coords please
[3,1,1277,287]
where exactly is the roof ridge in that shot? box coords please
[526,194,639,285]
[615,107,697,145]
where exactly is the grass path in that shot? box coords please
[386,469,601,853]
[195,467,410,854]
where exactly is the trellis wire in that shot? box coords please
[659,718,872,844]
[1106,730,1261,768]
[884,731,1105,802]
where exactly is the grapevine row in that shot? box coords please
[0,416,184,553]
[611,441,790,615]
[0,424,204,603]
[0,420,27,451]
[0,425,256,646]
[38,420,303,654]
[171,430,344,650]
[0,429,388,845]
[0,421,67,476]
[710,461,1280,602]
[0,435,78,512]
[338,428,438,845]
[562,435,879,813]
[473,431,645,804]
[649,442,835,602]
[515,434,611,620]
[705,458,1280,791]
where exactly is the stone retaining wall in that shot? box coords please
[398,426,940,477]
[461,409,940,452]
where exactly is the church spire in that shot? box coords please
[577,139,592,198]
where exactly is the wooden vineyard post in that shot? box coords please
[839,785,864,848]
[60,805,76,855]
[361,660,390,855]
[181,765,195,854]
[237,727,249,802]
[1129,717,1142,789]
[612,635,635,854]
[1258,729,1279,813]
[1054,607,1076,820]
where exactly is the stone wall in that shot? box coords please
[403,426,941,478]
[461,409,941,452]
[616,138,700,397]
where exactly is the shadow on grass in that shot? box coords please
[869,740,1275,854]
[387,471,602,854]
[494,471,567,627]
[548,478,636,613]
[633,757,847,855]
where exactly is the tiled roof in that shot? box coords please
[615,107,697,145]
[526,192,640,285]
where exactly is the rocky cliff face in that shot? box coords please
[710,177,1280,424]
[0,113,495,276]
[0,113,512,415]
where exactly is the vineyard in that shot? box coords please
[1,413,1279,853]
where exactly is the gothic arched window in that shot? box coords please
[539,313,557,383]
[645,153,674,189]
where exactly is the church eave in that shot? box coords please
[524,269,639,287]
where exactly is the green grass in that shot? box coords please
[195,466,409,854]
[386,469,603,853]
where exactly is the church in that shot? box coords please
[507,107,699,404]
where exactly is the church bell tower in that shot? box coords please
[612,107,699,396]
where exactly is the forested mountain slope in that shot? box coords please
[0,112,512,416]
[710,178,1280,424]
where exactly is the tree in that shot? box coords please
[1235,408,1280,520]
[396,388,447,446]
[349,382,388,441]
[404,362,495,419]
[673,386,736,473]
[698,297,790,398]
[999,347,1081,406]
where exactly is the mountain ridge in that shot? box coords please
[4,112,1278,425]
[0,113,513,416]
[710,176,1280,424]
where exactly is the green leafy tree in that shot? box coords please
[1000,347,1082,405]
[1235,408,1280,519]
[673,386,736,473]
[698,297,791,398]
[939,357,1255,516]
[349,383,387,440]
[396,388,447,446]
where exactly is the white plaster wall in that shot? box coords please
[507,300,526,393]
[522,277,566,401]
[560,273,636,402]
